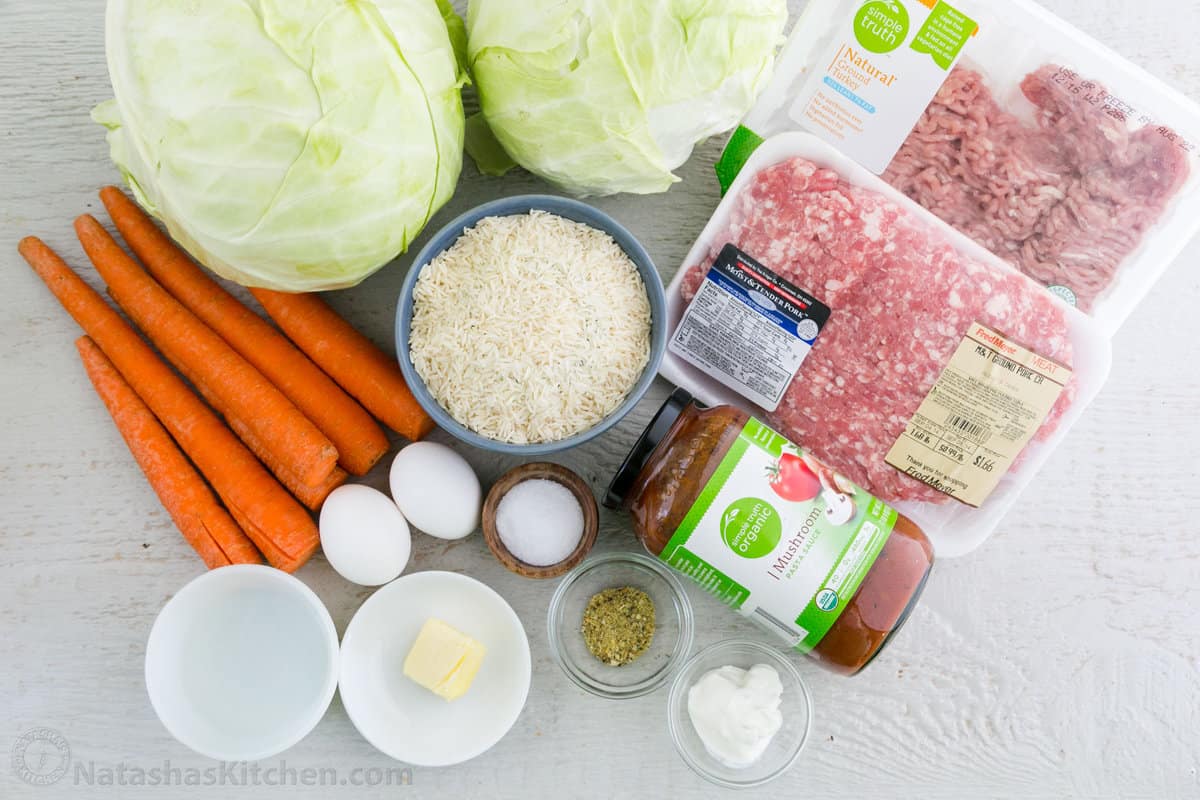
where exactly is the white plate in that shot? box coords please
[338,571,531,767]
[144,565,339,761]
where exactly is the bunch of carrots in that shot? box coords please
[19,187,434,572]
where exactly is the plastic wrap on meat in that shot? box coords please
[883,65,1190,311]
[680,156,1077,504]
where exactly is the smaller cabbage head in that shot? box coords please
[96,0,468,291]
[465,0,788,197]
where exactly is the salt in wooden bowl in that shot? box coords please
[482,463,599,579]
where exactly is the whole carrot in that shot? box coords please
[251,289,435,442]
[18,237,319,571]
[74,214,338,488]
[76,336,262,569]
[99,187,389,476]
[223,413,350,511]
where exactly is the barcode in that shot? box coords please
[944,413,988,442]
[749,606,804,648]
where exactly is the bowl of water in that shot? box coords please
[144,565,339,760]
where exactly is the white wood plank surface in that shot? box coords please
[2,1,1199,798]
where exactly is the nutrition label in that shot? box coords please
[669,244,829,412]
[885,322,1072,506]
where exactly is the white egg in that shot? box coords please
[319,485,411,586]
[389,442,481,540]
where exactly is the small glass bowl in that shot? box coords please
[667,640,813,789]
[547,551,694,699]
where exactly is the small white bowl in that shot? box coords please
[338,571,531,766]
[667,640,813,789]
[144,565,339,761]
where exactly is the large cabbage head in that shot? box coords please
[95,0,468,291]
[465,0,788,197]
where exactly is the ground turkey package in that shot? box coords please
[715,0,1200,336]
[662,133,1111,557]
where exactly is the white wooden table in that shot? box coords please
[3,1,1199,797]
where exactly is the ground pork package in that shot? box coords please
[713,0,1200,336]
[662,133,1112,556]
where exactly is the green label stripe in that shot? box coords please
[714,125,765,196]
[659,421,765,609]
[909,0,977,70]
[742,417,789,458]
[795,498,896,651]
[663,548,750,609]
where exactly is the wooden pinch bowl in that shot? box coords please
[482,463,599,579]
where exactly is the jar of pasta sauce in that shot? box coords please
[605,389,934,675]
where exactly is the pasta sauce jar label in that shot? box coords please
[659,417,897,652]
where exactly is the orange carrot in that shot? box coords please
[99,187,390,476]
[225,506,308,573]
[223,413,350,511]
[18,237,319,571]
[286,465,348,511]
[251,289,435,442]
[73,214,338,488]
[75,336,263,569]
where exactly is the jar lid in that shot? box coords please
[604,388,694,510]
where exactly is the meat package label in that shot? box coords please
[885,322,1072,507]
[669,244,831,412]
[790,0,978,174]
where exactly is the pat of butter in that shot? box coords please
[403,618,486,701]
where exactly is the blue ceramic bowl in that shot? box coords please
[396,195,667,456]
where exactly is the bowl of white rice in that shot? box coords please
[396,195,667,455]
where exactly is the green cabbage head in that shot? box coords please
[465,0,788,197]
[95,0,468,291]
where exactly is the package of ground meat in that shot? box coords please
[714,0,1200,337]
[663,132,1111,556]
